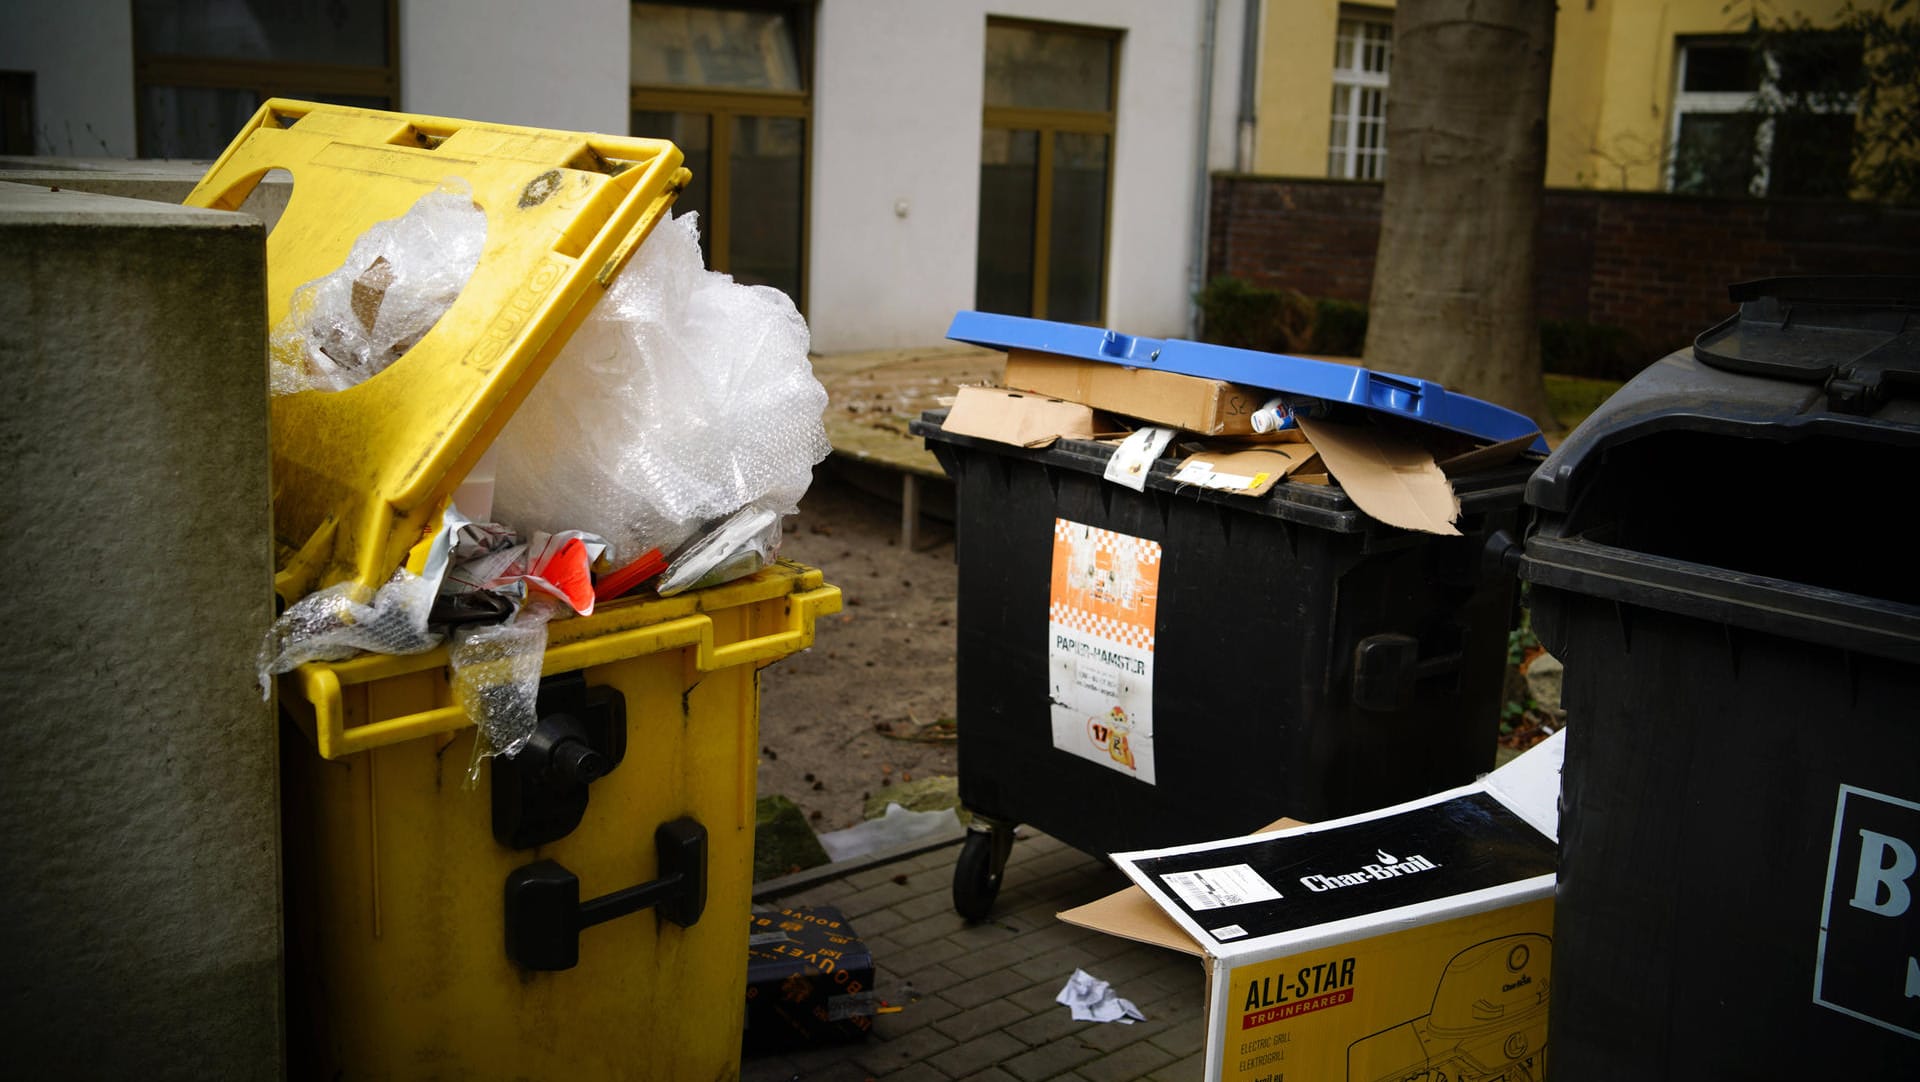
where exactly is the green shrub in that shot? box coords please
[1308,298,1370,356]
[1195,276,1316,352]
[1539,318,1642,381]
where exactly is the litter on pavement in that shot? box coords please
[1056,968,1146,1025]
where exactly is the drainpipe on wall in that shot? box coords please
[1237,0,1261,172]
[1188,0,1220,340]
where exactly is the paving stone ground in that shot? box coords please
[743,832,1208,1082]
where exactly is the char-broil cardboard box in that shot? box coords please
[1063,733,1563,1082]
[743,905,877,1054]
[1004,348,1269,436]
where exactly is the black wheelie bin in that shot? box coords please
[1519,276,1920,1076]
[916,313,1547,919]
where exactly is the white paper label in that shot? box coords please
[1048,519,1161,784]
[1103,426,1176,491]
[1160,864,1283,912]
[1171,460,1264,493]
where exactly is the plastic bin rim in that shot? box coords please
[945,311,1548,452]
[284,563,841,759]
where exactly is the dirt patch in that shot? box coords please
[757,464,960,833]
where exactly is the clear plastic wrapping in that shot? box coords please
[254,569,441,696]
[269,182,487,395]
[450,603,554,782]
[258,205,828,760]
[487,212,830,564]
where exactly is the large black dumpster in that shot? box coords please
[913,314,1543,919]
[1520,276,1920,1075]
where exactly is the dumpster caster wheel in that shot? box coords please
[953,825,1014,921]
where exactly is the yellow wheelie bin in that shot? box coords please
[189,101,840,1080]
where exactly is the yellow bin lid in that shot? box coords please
[186,100,688,605]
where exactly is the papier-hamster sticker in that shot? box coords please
[1346,934,1551,1082]
[1048,519,1162,783]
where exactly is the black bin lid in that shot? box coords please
[1529,275,1920,516]
[1520,276,1920,664]
[1694,276,1920,415]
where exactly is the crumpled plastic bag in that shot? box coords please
[254,567,443,696]
[815,802,964,863]
[486,211,830,565]
[269,181,486,394]
[451,601,555,783]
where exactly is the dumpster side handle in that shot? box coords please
[298,585,844,759]
[503,817,708,971]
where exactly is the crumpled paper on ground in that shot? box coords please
[1056,969,1145,1024]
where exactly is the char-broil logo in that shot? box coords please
[1814,784,1920,1042]
[1299,847,1441,894]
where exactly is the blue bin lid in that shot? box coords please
[948,311,1548,452]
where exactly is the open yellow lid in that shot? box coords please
[185,100,688,605]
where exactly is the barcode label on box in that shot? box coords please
[1160,864,1282,912]
[827,990,879,1020]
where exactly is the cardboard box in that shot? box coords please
[1005,349,1270,436]
[743,905,877,1054]
[940,385,1104,448]
[1062,734,1564,1082]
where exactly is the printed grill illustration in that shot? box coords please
[1347,934,1550,1082]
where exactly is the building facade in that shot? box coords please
[0,0,1252,352]
[1252,0,1867,197]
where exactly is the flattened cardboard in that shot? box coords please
[941,386,1097,448]
[1171,446,1320,498]
[1061,735,1565,1082]
[1297,415,1462,535]
[1005,349,1267,436]
[1437,431,1539,476]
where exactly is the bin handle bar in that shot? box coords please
[299,585,842,759]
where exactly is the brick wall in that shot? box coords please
[1208,175,1920,371]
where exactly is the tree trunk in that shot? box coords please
[1364,0,1558,429]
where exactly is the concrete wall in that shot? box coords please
[808,0,1245,351]
[0,0,137,156]
[0,183,280,1078]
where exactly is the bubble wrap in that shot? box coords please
[487,212,831,563]
[254,569,442,697]
[269,182,487,394]
[451,604,554,782]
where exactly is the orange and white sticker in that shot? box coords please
[1048,519,1161,784]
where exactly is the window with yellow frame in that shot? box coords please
[630,0,812,308]
[132,0,397,159]
[977,18,1119,325]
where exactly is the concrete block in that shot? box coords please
[0,157,292,229]
[0,182,279,1079]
